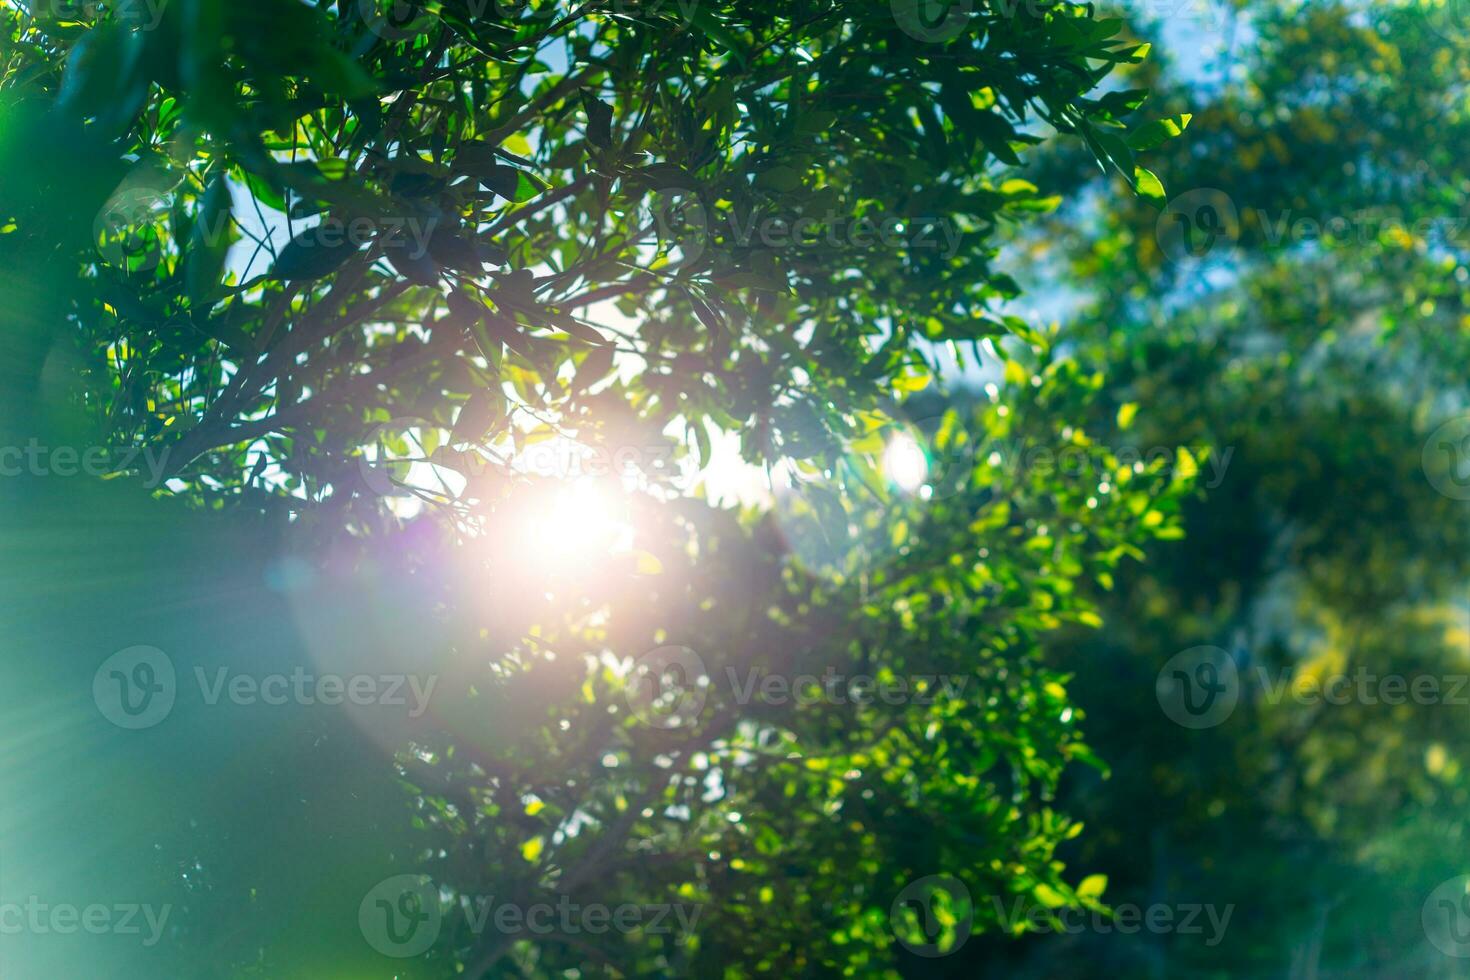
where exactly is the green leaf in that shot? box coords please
[238,169,288,213]
[583,95,614,149]
[1095,88,1149,117]
[427,229,486,272]
[390,171,446,197]
[450,290,534,360]
[686,7,746,66]
[185,173,234,311]
[310,49,377,99]
[552,314,607,346]
[574,343,616,392]
[1095,131,1135,179]
[451,389,505,444]
[1134,166,1165,202]
[1034,883,1068,908]
[756,165,803,193]
[1126,113,1192,151]
[267,227,361,281]
[476,164,548,203]
[512,170,549,203]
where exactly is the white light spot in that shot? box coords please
[884,433,929,494]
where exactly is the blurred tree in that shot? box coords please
[963,1,1470,976]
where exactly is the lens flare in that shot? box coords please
[883,433,929,494]
[516,479,632,573]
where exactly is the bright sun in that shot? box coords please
[883,432,930,495]
[517,479,632,573]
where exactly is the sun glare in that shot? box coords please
[517,480,632,573]
[883,432,929,495]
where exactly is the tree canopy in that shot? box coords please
[9,0,1464,977]
[2,0,1168,514]
[0,0,1205,976]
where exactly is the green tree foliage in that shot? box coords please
[2,0,1160,507]
[0,0,1195,976]
[964,1,1470,975]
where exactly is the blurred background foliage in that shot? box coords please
[969,0,1470,976]
[1,0,1467,976]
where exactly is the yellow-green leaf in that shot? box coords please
[1135,167,1165,202]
